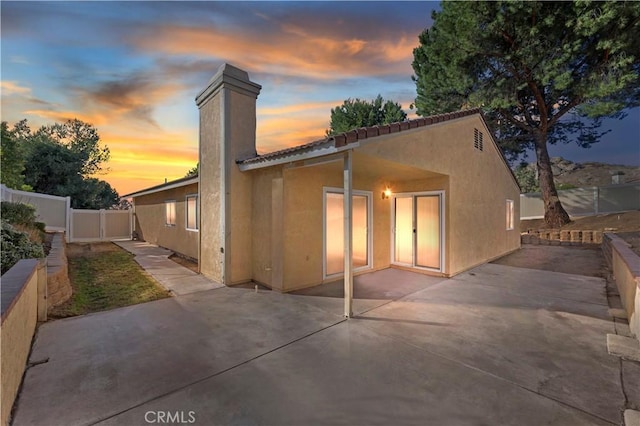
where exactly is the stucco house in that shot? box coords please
[126,64,520,313]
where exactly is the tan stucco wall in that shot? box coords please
[245,114,519,290]
[199,94,223,281]
[250,167,283,289]
[133,183,199,260]
[277,160,414,292]
[356,115,521,276]
[226,90,257,285]
[1,261,38,426]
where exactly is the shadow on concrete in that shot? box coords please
[290,268,447,300]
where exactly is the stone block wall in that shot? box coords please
[521,229,603,245]
[46,233,71,310]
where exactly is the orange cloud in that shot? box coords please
[1,80,31,95]
[131,24,415,80]
[24,109,111,126]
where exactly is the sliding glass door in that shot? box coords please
[393,192,443,271]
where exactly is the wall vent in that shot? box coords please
[474,128,484,151]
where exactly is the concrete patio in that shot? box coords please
[11,248,631,425]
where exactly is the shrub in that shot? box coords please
[1,221,45,274]
[1,201,43,228]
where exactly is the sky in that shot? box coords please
[1,1,639,195]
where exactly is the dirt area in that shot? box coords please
[521,210,640,232]
[65,241,122,256]
[169,253,199,273]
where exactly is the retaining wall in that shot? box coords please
[0,259,47,426]
[521,229,603,245]
[603,233,640,340]
[47,232,71,310]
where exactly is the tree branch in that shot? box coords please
[499,109,534,133]
[548,97,582,128]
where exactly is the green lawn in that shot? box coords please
[50,243,170,318]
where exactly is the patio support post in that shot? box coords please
[343,149,353,318]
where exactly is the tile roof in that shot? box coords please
[238,108,482,166]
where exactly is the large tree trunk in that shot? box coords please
[535,132,571,228]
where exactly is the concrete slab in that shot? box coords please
[114,241,173,257]
[12,288,344,425]
[292,268,447,300]
[625,410,640,426]
[492,244,606,277]
[114,240,223,295]
[607,333,640,362]
[357,264,621,423]
[609,308,628,319]
[289,268,448,317]
[11,260,627,425]
[99,321,610,426]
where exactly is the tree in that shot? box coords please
[327,95,407,135]
[1,121,30,190]
[6,119,118,209]
[513,163,540,193]
[412,1,640,227]
[32,119,110,176]
[185,163,199,177]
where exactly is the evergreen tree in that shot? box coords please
[412,1,640,227]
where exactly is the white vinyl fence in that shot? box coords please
[521,182,640,219]
[1,184,69,231]
[68,209,133,242]
[1,184,132,242]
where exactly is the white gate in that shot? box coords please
[68,209,133,242]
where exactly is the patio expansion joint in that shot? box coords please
[352,317,618,426]
[89,317,348,425]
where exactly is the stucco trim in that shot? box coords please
[124,177,198,198]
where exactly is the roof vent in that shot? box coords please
[474,128,484,151]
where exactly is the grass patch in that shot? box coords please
[50,243,170,318]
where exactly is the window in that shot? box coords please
[165,200,176,226]
[186,195,198,231]
[323,188,372,277]
[474,128,484,151]
[506,199,514,230]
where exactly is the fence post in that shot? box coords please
[65,197,72,239]
[594,186,599,214]
[68,208,74,243]
[128,209,134,240]
[100,209,106,241]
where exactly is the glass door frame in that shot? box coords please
[322,187,373,280]
[390,190,445,274]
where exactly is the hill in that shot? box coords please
[518,157,640,189]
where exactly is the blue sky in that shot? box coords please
[1,1,638,194]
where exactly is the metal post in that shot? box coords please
[343,150,353,318]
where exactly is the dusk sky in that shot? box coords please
[2,1,638,195]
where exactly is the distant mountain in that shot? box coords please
[519,157,639,188]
